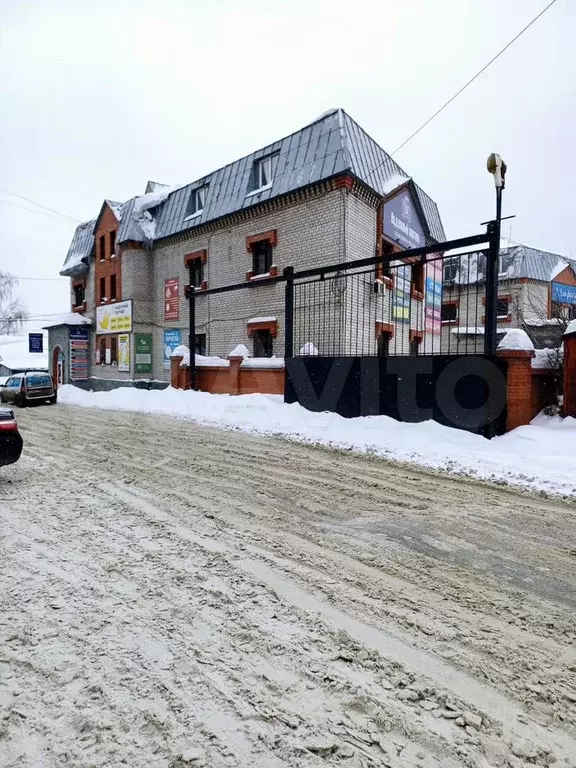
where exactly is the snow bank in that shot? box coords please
[241,357,284,369]
[497,329,534,352]
[58,386,576,499]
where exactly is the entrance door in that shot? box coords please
[52,346,64,388]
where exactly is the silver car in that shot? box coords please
[0,371,56,407]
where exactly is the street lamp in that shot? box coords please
[486,153,507,223]
[484,154,507,363]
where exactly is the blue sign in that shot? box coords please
[383,189,426,250]
[69,327,89,341]
[163,329,181,370]
[28,333,43,353]
[551,282,576,305]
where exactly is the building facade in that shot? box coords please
[54,109,445,389]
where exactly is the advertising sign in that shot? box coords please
[118,334,130,372]
[551,282,576,305]
[392,264,410,323]
[135,334,153,374]
[164,278,180,321]
[96,299,133,334]
[69,326,89,381]
[383,189,426,250]
[163,329,181,369]
[424,257,443,354]
[28,333,43,353]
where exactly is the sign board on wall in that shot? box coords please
[135,334,152,374]
[551,282,576,305]
[383,189,426,251]
[28,333,43,353]
[96,300,133,334]
[164,278,180,321]
[163,329,181,369]
[423,258,443,354]
[69,327,89,381]
[118,334,130,372]
[392,265,410,323]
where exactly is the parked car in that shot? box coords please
[0,408,23,466]
[0,372,56,407]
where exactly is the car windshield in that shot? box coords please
[26,375,52,387]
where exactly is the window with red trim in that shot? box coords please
[411,262,424,298]
[73,282,85,308]
[252,240,273,275]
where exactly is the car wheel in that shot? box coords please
[15,395,26,408]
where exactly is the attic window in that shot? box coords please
[185,185,207,218]
[247,153,278,195]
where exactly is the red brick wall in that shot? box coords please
[564,333,576,418]
[94,204,121,307]
[499,349,557,430]
[170,355,284,396]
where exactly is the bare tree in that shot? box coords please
[0,271,28,335]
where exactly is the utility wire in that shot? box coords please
[0,185,81,223]
[0,196,79,223]
[10,276,68,282]
[366,0,558,180]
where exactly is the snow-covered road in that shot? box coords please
[1,404,575,768]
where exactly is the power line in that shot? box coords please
[365,0,558,180]
[0,196,79,223]
[0,185,81,223]
[11,276,68,282]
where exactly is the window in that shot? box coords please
[189,257,204,288]
[441,303,458,323]
[99,337,106,364]
[252,240,273,276]
[73,283,85,307]
[26,375,52,388]
[110,337,118,365]
[99,277,106,302]
[249,154,277,193]
[109,230,116,256]
[253,329,273,358]
[497,297,510,318]
[377,332,390,357]
[410,337,421,356]
[498,255,508,276]
[411,262,424,295]
[443,257,458,285]
[110,274,117,301]
[186,185,207,217]
[195,334,206,356]
[99,235,106,261]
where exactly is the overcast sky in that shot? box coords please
[0,0,573,326]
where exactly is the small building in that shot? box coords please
[0,332,48,378]
[441,244,576,352]
[52,109,445,390]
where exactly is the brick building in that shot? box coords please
[442,244,576,353]
[52,109,445,389]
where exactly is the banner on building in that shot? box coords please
[423,258,443,354]
[69,327,89,381]
[163,329,181,369]
[135,334,153,374]
[164,278,180,321]
[551,282,576,305]
[118,334,130,372]
[383,189,426,251]
[96,299,133,334]
[28,333,43,353]
[392,264,410,323]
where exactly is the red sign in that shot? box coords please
[164,278,179,321]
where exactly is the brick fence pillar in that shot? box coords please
[563,327,576,418]
[227,355,242,395]
[497,349,535,431]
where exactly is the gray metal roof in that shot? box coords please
[61,109,445,275]
[60,218,96,277]
[446,244,576,286]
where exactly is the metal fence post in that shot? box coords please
[284,266,294,359]
[188,282,196,390]
[484,220,499,357]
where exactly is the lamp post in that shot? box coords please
[484,154,507,358]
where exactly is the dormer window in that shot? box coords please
[185,185,207,218]
[247,153,278,195]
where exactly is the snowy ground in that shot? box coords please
[1,404,575,768]
[57,385,576,499]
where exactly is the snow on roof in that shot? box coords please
[565,319,576,336]
[247,316,277,324]
[0,333,48,372]
[381,174,410,196]
[524,317,564,327]
[550,259,568,281]
[42,313,91,329]
[228,344,251,358]
[497,328,534,352]
[60,219,96,277]
[450,326,485,336]
[532,347,562,369]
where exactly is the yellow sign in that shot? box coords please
[96,300,132,334]
[118,334,130,372]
